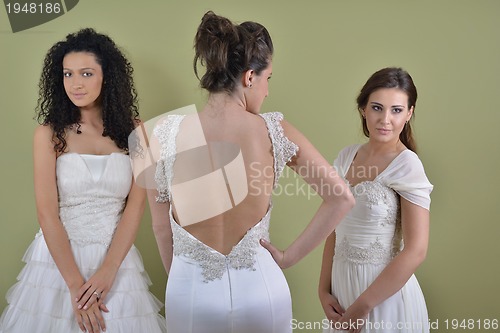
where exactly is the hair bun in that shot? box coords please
[193,11,273,93]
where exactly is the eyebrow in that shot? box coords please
[370,102,405,108]
[62,67,96,71]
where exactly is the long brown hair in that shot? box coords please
[356,67,418,153]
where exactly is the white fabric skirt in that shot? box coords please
[324,260,429,333]
[166,246,292,333]
[0,232,167,333]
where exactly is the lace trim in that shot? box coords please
[334,237,396,265]
[349,180,399,226]
[153,115,185,203]
[260,112,299,187]
[171,209,271,282]
[59,196,125,246]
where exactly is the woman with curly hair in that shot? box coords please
[0,28,166,333]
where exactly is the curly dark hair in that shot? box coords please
[35,28,139,153]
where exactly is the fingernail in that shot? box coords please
[83,305,87,310]
[77,305,82,309]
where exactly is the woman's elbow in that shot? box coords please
[404,246,428,267]
[331,185,355,210]
[343,190,355,209]
[36,208,59,229]
[415,247,428,266]
[321,181,355,207]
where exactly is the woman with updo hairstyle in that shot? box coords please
[148,11,354,333]
[0,28,167,333]
[319,68,433,333]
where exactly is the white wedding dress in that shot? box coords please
[154,112,298,333]
[0,153,167,333]
[324,144,433,333]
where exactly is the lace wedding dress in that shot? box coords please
[0,153,166,333]
[154,112,298,333]
[325,144,433,333]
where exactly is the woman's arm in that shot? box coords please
[33,125,95,328]
[261,120,355,267]
[34,125,84,289]
[339,198,430,332]
[318,231,345,322]
[76,176,146,310]
[147,190,173,274]
[146,116,173,275]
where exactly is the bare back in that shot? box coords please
[155,109,297,255]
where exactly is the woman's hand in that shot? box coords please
[75,267,116,311]
[71,288,87,332]
[319,290,345,327]
[337,301,369,333]
[76,302,108,333]
[259,239,292,269]
[71,287,107,332]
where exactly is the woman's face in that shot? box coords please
[63,52,104,110]
[363,88,413,146]
[245,61,273,114]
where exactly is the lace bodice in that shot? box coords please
[335,180,401,265]
[154,112,298,281]
[333,144,433,265]
[55,153,132,246]
[169,206,271,282]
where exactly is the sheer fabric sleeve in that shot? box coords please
[259,112,299,188]
[380,150,434,211]
[153,115,185,203]
[333,144,362,178]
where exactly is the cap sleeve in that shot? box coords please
[379,150,434,210]
[153,114,185,203]
[333,144,362,178]
[259,112,299,187]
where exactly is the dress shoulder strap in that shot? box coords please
[259,112,299,187]
[153,114,185,203]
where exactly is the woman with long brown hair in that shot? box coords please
[319,67,433,333]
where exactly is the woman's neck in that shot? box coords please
[365,139,406,157]
[205,89,246,113]
[78,106,103,128]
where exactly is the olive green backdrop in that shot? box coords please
[1,1,499,332]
